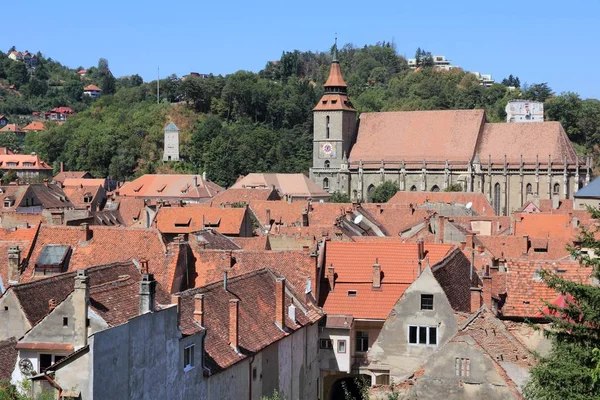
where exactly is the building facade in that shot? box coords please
[163,122,180,162]
[309,46,590,216]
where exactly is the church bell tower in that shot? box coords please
[309,40,357,195]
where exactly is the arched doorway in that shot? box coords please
[329,375,372,400]
[367,184,376,202]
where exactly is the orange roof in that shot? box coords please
[349,110,485,163]
[53,171,91,183]
[324,61,347,88]
[208,188,280,206]
[232,173,329,198]
[313,94,355,111]
[84,84,101,91]
[513,213,574,238]
[0,225,38,287]
[387,191,496,216]
[359,203,435,236]
[63,178,106,187]
[63,185,102,208]
[0,154,52,170]
[155,206,248,235]
[478,122,580,166]
[118,174,223,200]
[22,121,46,132]
[0,124,24,133]
[231,236,270,250]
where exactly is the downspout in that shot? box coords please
[248,355,256,400]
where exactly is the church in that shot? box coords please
[309,45,591,216]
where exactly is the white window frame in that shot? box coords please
[183,344,195,372]
[407,325,438,346]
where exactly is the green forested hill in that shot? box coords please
[6,43,600,187]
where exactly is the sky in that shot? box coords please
[4,0,600,98]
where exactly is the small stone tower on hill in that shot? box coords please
[163,122,180,162]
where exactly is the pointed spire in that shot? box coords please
[332,35,339,63]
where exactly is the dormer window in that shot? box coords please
[4,199,15,208]
[83,193,93,203]
[23,162,34,167]
[6,162,17,167]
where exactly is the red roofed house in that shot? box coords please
[318,241,474,396]
[232,173,330,202]
[0,153,53,181]
[117,174,223,204]
[53,170,93,185]
[309,41,588,216]
[22,121,46,132]
[0,124,26,140]
[83,84,101,99]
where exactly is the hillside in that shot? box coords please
[3,43,599,187]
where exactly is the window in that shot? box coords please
[320,339,333,349]
[455,358,471,377]
[326,116,330,139]
[420,294,434,310]
[252,367,257,381]
[553,183,560,196]
[337,340,346,353]
[347,290,357,297]
[62,317,68,327]
[493,183,501,215]
[410,185,417,192]
[526,183,533,195]
[356,331,369,352]
[367,185,375,202]
[183,344,195,371]
[323,178,329,190]
[324,160,330,168]
[375,374,390,385]
[431,185,440,192]
[39,354,64,371]
[408,325,438,345]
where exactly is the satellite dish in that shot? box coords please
[353,214,363,225]
[465,202,473,210]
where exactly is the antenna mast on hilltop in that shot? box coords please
[157,66,160,104]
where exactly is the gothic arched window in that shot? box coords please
[326,115,330,139]
[410,185,417,192]
[526,183,533,195]
[431,185,440,192]
[553,183,560,196]
[494,183,501,215]
[324,160,330,169]
[323,178,330,190]
[367,184,376,202]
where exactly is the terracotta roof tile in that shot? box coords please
[231,236,270,250]
[0,124,24,134]
[84,84,101,91]
[113,197,146,226]
[0,154,52,170]
[349,110,485,163]
[232,173,329,198]
[155,206,248,236]
[359,204,435,236]
[313,94,355,111]
[208,188,280,206]
[177,269,323,372]
[63,185,102,208]
[118,174,223,201]
[191,230,242,250]
[0,225,38,288]
[53,171,91,183]
[63,178,106,188]
[0,337,17,380]
[387,191,495,216]
[513,213,575,238]
[22,121,46,132]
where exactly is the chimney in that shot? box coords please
[74,270,89,347]
[275,278,286,330]
[437,216,446,243]
[81,223,92,241]
[302,206,309,227]
[470,287,482,312]
[372,259,381,288]
[466,234,474,250]
[327,264,335,291]
[572,216,579,228]
[288,304,297,325]
[552,196,559,210]
[7,246,20,283]
[43,179,49,187]
[48,298,57,312]
[140,259,149,275]
[202,171,207,181]
[482,266,492,310]
[194,294,205,327]
[266,209,272,226]
[229,299,239,352]
[171,294,181,326]
[193,175,198,187]
[139,273,157,314]
[60,161,64,173]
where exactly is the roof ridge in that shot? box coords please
[177,268,271,296]
[90,275,135,292]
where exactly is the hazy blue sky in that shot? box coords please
[4,0,599,98]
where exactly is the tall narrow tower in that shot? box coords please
[163,122,180,162]
[309,40,357,195]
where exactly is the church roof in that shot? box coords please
[349,110,485,163]
[324,62,347,88]
[164,122,179,132]
[477,122,580,166]
[313,94,355,111]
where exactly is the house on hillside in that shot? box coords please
[22,122,46,133]
[0,124,25,140]
[0,153,53,182]
[83,84,102,99]
[0,115,8,128]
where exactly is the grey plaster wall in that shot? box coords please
[54,348,91,398]
[368,267,458,381]
[0,291,31,340]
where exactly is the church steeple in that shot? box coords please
[314,39,354,111]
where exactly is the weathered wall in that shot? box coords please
[574,197,600,211]
[368,267,458,381]
[0,291,31,340]
[54,348,91,398]
[320,327,351,373]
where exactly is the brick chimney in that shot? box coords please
[139,273,157,315]
[436,216,446,243]
[275,278,286,330]
[81,223,92,241]
[229,299,239,352]
[7,245,20,283]
[466,234,474,250]
[194,294,205,327]
[470,287,482,312]
[60,161,64,173]
[482,265,493,310]
[266,209,272,226]
[326,265,335,291]
[48,298,57,312]
[372,259,381,288]
[171,294,181,326]
[73,270,89,348]
[140,259,149,275]
[302,206,309,227]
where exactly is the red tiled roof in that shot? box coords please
[115,197,146,226]
[324,61,347,88]
[0,338,17,381]
[0,124,24,133]
[22,121,46,132]
[155,206,248,235]
[513,213,574,238]
[387,191,496,216]
[0,147,14,155]
[118,174,223,200]
[84,84,101,92]
[359,203,435,236]
[477,122,580,166]
[0,154,52,170]
[63,178,106,187]
[0,225,38,287]
[500,260,593,318]
[53,171,91,183]
[208,188,280,206]
[231,236,270,250]
[349,110,485,163]
[177,269,323,372]
[63,185,102,208]
[313,94,355,111]
[232,173,329,198]
[20,225,182,293]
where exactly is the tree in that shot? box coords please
[370,181,399,203]
[63,79,84,102]
[501,74,521,88]
[7,61,29,88]
[444,183,463,192]
[524,82,554,102]
[97,58,109,72]
[329,191,350,203]
[0,131,21,153]
[524,207,600,399]
[24,77,48,97]
[100,72,116,95]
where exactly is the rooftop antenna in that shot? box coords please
[157,66,160,104]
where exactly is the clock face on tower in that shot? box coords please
[319,142,336,159]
